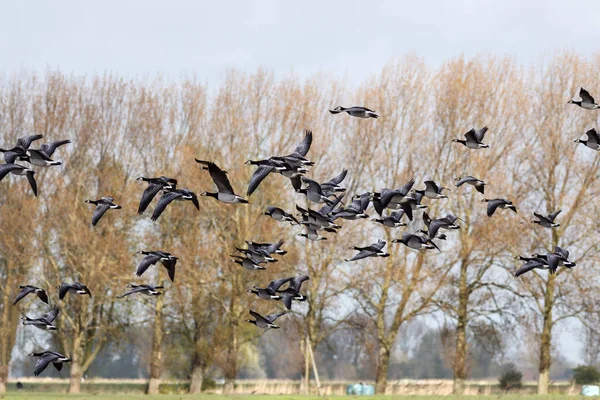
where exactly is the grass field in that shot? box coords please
[0,394,589,400]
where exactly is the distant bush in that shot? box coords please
[572,365,600,385]
[202,378,216,391]
[498,363,523,391]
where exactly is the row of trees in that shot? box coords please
[1,52,600,394]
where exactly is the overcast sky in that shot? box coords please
[1,0,596,362]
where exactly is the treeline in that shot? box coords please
[1,52,600,395]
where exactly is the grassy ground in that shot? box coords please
[0,394,590,400]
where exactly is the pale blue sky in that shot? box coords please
[1,0,596,363]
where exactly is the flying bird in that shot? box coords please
[150,189,199,221]
[13,285,49,305]
[245,310,287,330]
[482,198,517,217]
[329,106,378,119]
[568,87,600,110]
[196,160,248,203]
[532,210,561,228]
[455,176,486,194]
[392,232,440,251]
[230,255,266,270]
[136,176,178,214]
[277,275,310,310]
[29,351,71,376]
[116,284,164,298]
[371,210,407,228]
[135,251,178,282]
[452,126,490,149]
[263,206,299,225]
[0,163,37,196]
[247,277,293,300]
[413,180,449,200]
[85,196,121,226]
[21,306,59,331]
[345,240,390,262]
[574,128,600,150]
[57,282,92,300]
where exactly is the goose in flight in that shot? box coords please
[230,255,266,270]
[332,192,370,220]
[393,232,440,251]
[150,189,199,221]
[345,239,390,262]
[329,106,378,119]
[0,134,44,163]
[372,178,416,217]
[29,351,71,376]
[135,251,178,282]
[321,169,348,196]
[116,284,164,298]
[263,206,299,225]
[452,126,490,149]
[247,277,293,300]
[371,210,407,228]
[277,275,310,310]
[136,176,177,214]
[21,306,59,331]
[532,210,561,228]
[455,176,486,194]
[26,139,71,167]
[413,180,449,200]
[13,285,49,305]
[246,240,287,255]
[57,282,92,300]
[85,196,121,226]
[196,160,248,203]
[568,87,600,109]
[482,198,517,217]
[297,177,334,205]
[574,128,600,150]
[0,163,37,196]
[245,310,287,330]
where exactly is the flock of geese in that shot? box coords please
[3,86,596,377]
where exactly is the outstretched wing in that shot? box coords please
[265,311,287,323]
[17,134,43,150]
[399,178,416,196]
[40,140,71,156]
[208,162,234,194]
[249,310,270,325]
[486,199,504,217]
[464,128,478,143]
[41,306,59,323]
[267,277,293,292]
[514,260,545,277]
[138,183,163,214]
[116,285,148,298]
[580,87,595,104]
[26,172,38,197]
[0,163,24,181]
[161,258,177,282]
[424,180,440,193]
[91,203,110,226]
[325,169,348,186]
[136,254,161,277]
[247,165,273,196]
[547,210,561,222]
[264,240,284,254]
[293,130,312,157]
[455,176,473,187]
[34,353,60,376]
[151,191,182,221]
[585,128,600,146]
[371,240,386,251]
[290,276,310,293]
[13,286,36,305]
[474,126,488,142]
[58,283,71,300]
[345,250,374,262]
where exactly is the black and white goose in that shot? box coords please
[574,128,600,150]
[329,106,378,119]
[235,247,276,264]
[230,255,266,270]
[271,129,314,168]
[392,232,440,251]
[151,189,199,221]
[26,139,70,167]
[116,284,164,298]
[245,159,305,196]
[532,210,561,228]
[136,176,178,214]
[263,206,299,225]
[246,240,287,255]
[452,126,490,149]
[422,212,448,240]
[57,282,92,300]
[13,285,48,305]
[84,196,122,226]
[568,87,600,110]
[297,225,328,241]
[321,169,348,197]
[372,210,407,228]
[332,192,370,220]
[277,275,310,310]
[247,277,293,300]
[0,134,43,163]
[29,351,71,376]
[136,251,178,282]
[372,178,416,218]
[298,177,334,204]
[21,306,59,331]
[514,255,549,277]
[196,160,248,203]
[296,204,341,230]
[413,180,449,200]
[0,163,37,196]
[422,213,462,240]
[345,239,390,262]
[455,176,486,194]
[482,198,517,217]
[245,310,287,330]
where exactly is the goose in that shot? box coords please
[298,226,328,241]
[136,251,178,282]
[21,306,59,331]
[552,246,576,269]
[298,177,334,204]
[321,169,348,196]
[372,178,416,216]
[392,232,440,251]
[277,275,310,310]
[574,128,600,150]
[196,160,248,203]
[332,192,370,220]
[263,206,299,225]
[482,198,517,217]
[0,134,44,162]
[246,240,287,255]
[245,160,306,196]
[151,189,199,221]
[455,176,486,194]
[247,277,293,300]
[245,310,287,329]
[136,176,178,214]
[514,257,548,277]
[57,282,92,300]
[532,210,561,228]
[296,204,340,230]
[413,180,449,200]
[329,106,378,119]
[269,130,314,168]
[37,139,71,157]
[0,163,37,196]
[568,87,600,109]
[230,255,266,270]
[345,239,390,262]
[85,196,121,226]
[422,213,462,240]
[422,212,448,240]
[372,210,407,228]
[13,285,48,305]
[29,351,71,376]
[234,247,276,264]
[26,149,62,167]
[452,126,490,149]
[116,284,164,298]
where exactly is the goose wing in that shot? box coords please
[247,165,274,196]
[13,286,36,305]
[324,169,348,186]
[424,180,441,193]
[249,310,270,325]
[36,289,49,304]
[116,285,148,298]
[319,193,344,216]
[399,202,414,221]
[548,210,562,221]
[486,199,505,217]
[265,311,287,323]
[39,140,71,157]
[474,126,488,142]
[161,258,177,282]
[138,183,163,214]
[41,306,59,323]
[268,277,293,292]
[3,150,25,164]
[290,275,310,293]
[585,129,600,146]
[464,128,478,143]
[136,254,162,277]
[428,219,445,239]
[91,203,110,226]
[207,162,235,194]
[514,260,545,277]
[390,210,405,222]
[151,191,183,221]
[263,240,284,254]
[58,283,73,300]
[0,163,24,181]
[554,246,569,260]
[455,176,474,187]
[546,254,560,274]
[371,240,386,251]
[580,87,595,103]
[292,130,312,157]
[16,134,43,150]
[399,178,416,196]
[301,177,323,195]
[345,249,374,262]
[34,352,60,376]
[26,172,38,197]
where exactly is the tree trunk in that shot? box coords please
[453,261,469,394]
[68,359,83,394]
[147,291,164,395]
[0,366,7,393]
[223,329,238,394]
[538,274,555,395]
[375,344,390,394]
[189,365,204,394]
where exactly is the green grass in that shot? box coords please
[0,394,591,400]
